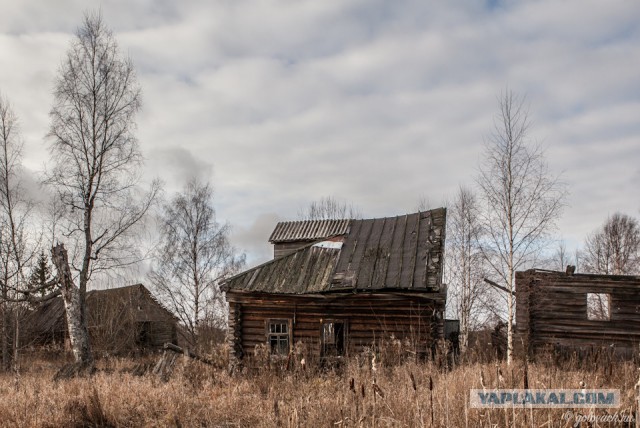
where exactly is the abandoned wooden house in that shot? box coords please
[24,284,180,354]
[516,269,640,358]
[221,208,447,363]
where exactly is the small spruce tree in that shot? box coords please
[28,251,54,299]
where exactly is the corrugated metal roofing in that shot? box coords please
[269,219,351,243]
[224,208,446,294]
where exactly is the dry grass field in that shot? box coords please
[0,348,638,427]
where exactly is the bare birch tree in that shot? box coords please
[544,240,578,272]
[582,213,639,275]
[446,186,487,353]
[44,13,158,370]
[0,94,37,371]
[550,240,569,272]
[298,196,361,220]
[149,178,245,348]
[477,90,565,364]
[416,196,434,212]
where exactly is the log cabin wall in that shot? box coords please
[227,301,243,365]
[516,270,640,358]
[140,322,177,348]
[227,291,445,360]
[273,241,310,259]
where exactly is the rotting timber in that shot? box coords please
[222,209,447,366]
[516,269,640,359]
[226,291,445,361]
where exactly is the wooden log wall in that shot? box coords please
[145,322,177,348]
[273,242,311,259]
[226,291,445,360]
[227,302,243,365]
[516,270,640,357]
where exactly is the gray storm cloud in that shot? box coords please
[0,0,638,261]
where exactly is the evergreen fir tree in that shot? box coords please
[28,251,54,298]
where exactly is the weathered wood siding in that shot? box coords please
[141,322,177,348]
[273,242,309,259]
[23,284,179,353]
[227,291,445,360]
[516,270,640,357]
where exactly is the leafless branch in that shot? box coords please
[42,12,157,366]
[298,196,361,220]
[476,89,567,364]
[148,178,244,347]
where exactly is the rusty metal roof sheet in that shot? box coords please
[269,219,351,243]
[224,208,446,294]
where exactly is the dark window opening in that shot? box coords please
[138,321,151,346]
[587,293,610,321]
[322,321,346,357]
[268,320,290,355]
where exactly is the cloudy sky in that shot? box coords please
[0,0,638,267]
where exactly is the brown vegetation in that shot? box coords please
[1,348,638,427]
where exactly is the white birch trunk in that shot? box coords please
[51,244,93,366]
[507,258,514,365]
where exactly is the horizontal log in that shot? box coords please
[163,343,213,365]
[229,294,444,306]
[239,309,437,319]
[241,311,435,322]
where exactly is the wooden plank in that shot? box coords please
[399,214,419,289]
[333,219,365,287]
[516,270,640,357]
[387,214,407,288]
[354,219,377,289]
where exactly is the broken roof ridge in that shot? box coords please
[225,208,446,294]
[269,218,352,243]
[269,208,447,244]
[220,235,345,290]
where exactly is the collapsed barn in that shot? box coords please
[24,284,180,354]
[516,269,640,358]
[222,208,447,364]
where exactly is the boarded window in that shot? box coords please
[268,320,290,354]
[321,321,346,357]
[587,293,610,321]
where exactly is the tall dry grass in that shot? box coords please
[0,349,637,427]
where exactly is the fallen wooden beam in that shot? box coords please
[152,350,177,382]
[163,343,214,366]
[484,278,516,296]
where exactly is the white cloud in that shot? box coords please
[230,212,282,266]
[0,0,638,265]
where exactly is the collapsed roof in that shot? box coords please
[223,208,446,294]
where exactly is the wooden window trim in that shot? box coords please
[266,318,292,355]
[321,319,348,357]
[586,293,611,321]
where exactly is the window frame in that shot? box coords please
[266,318,292,355]
[321,319,347,358]
[586,293,611,321]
